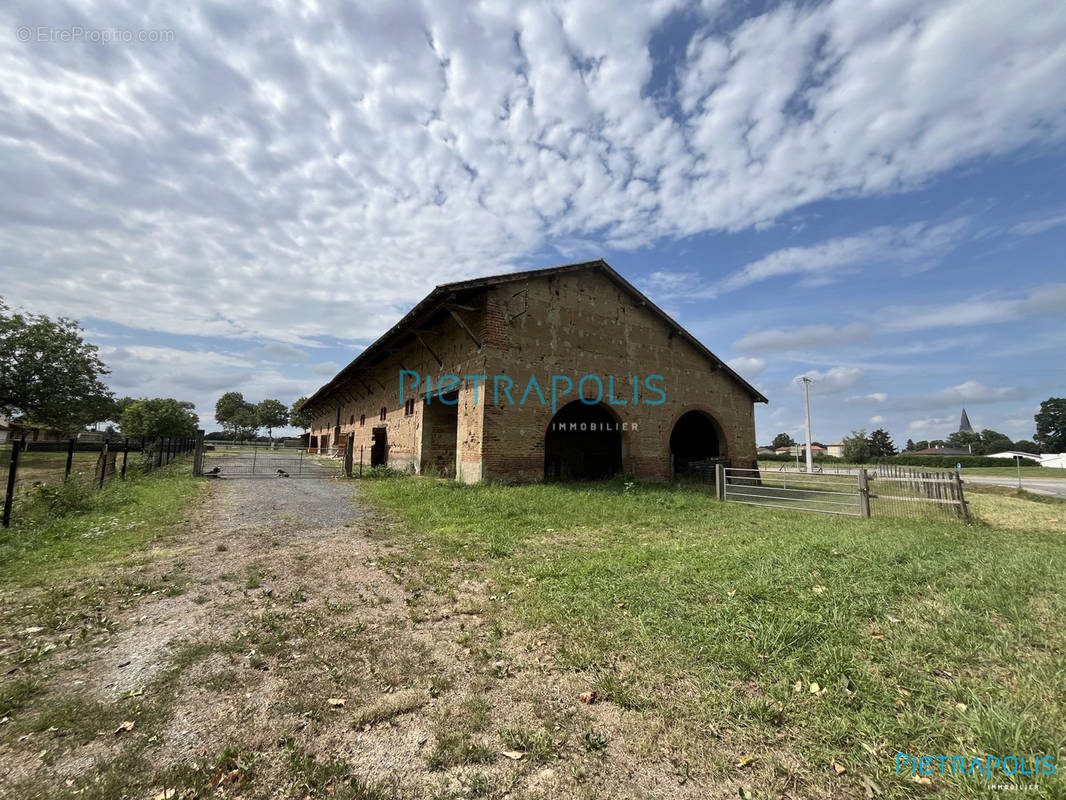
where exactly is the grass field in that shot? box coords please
[0,448,102,494]
[360,478,1066,799]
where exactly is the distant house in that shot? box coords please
[826,441,845,458]
[756,446,776,456]
[775,444,827,456]
[0,415,67,444]
[1037,453,1066,469]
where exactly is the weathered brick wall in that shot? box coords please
[478,269,759,481]
[308,266,761,483]
[309,308,487,479]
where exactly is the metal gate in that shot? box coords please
[723,467,864,516]
[199,443,345,479]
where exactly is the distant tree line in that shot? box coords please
[213,392,311,442]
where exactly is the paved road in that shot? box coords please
[962,476,1066,499]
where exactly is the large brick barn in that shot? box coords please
[302,261,766,483]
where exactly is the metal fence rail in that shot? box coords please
[723,467,864,516]
[2,435,195,528]
[199,442,344,478]
[715,464,969,522]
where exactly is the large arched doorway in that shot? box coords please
[544,401,623,480]
[670,410,722,475]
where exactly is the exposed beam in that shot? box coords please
[446,305,483,351]
[415,332,444,368]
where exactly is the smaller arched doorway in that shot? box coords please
[544,401,623,480]
[669,410,722,475]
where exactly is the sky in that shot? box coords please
[2,0,1065,446]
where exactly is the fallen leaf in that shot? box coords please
[861,742,878,756]
[812,585,827,594]
[886,615,902,624]
[327,698,346,708]
[736,756,754,769]
[955,702,967,712]
[737,787,753,800]
[912,775,934,789]
[579,691,597,705]
[152,790,178,800]
[809,682,825,695]
[727,590,737,598]
[502,750,526,760]
[870,633,886,641]
[793,680,803,693]
[832,760,847,775]
[115,721,135,734]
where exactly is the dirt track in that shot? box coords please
[0,476,720,799]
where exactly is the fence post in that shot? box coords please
[858,468,871,518]
[65,438,75,480]
[98,440,109,489]
[359,445,364,477]
[3,441,20,528]
[344,433,354,477]
[193,430,205,476]
[715,463,725,500]
[953,471,970,522]
[121,438,130,480]
[156,438,163,469]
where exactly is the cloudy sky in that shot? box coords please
[2,0,1065,444]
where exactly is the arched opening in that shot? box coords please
[670,410,722,475]
[544,401,623,480]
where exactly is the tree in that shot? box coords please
[1035,398,1066,453]
[976,429,1013,455]
[0,299,114,433]
[290,397,312,432]
[1012,439,1040,454]
[256,399,289,442]
[912,440,930,451]
[946,430,981,452]
[771,432,796,449]
[214,391,258,441]
[868,428,897,456]
[119,398,199,440]
[905,438,917,452]
[843,429,872,463]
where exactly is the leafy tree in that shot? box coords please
[868,428,897,456]
[1035,398,1066,452]
[976,429,1013,455]
[905,438,917,452]
[929,439,946,448]
[256,398,289,441]
[0,299,114,433]
[946,430,981,452]
[1012,439,1040,454]
[119,398,199,440]
[843,429,872,463]
[214,391,258,441]
[290,397,312,432]
[771,432,796,449]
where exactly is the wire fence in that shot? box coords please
[1,436,196,528]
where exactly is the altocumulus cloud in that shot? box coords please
[1,0,1066,347]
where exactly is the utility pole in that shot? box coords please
[801,376,814,474]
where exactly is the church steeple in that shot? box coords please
[959,408,974,434]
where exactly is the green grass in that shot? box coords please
[361,477,1066,799]
[0,464,204,588]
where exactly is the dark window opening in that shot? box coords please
[379,406,387,421]
[544,401,622,480]
[371,426,387,467]
[359,414,365,427]
[404,398,415,416]
[669,411,722,476]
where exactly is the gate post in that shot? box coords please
[858,469,871,518]
[2,441,20,528]
[715,463,725,501]
[193,430,205,476]
[65,438,75,480]
[344,433,354,478]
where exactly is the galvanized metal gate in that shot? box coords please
[199,443,345,479]
[723,467,864,516]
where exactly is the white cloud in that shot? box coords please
[1,0,1065,345]
[710,219,968,296]
[734,323,871,353]
[909,416,955,432]
[869,415,884,424]
[854,381,1024,414]
[1010,212,1066,236]
[883,284,1066,332]
[792,367,866,394]
[727,356,766,378]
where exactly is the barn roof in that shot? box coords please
[302,259,768,411]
